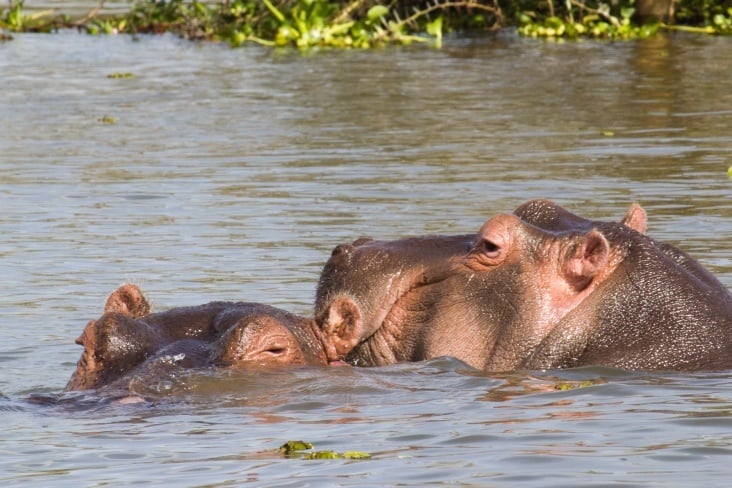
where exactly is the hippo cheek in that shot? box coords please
[355,278,448,362]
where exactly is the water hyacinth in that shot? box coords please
[1,0,731,46]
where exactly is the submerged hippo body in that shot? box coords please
[66,285,340,391]
[316,200,732,371]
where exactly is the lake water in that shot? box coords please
[1,24,731,486]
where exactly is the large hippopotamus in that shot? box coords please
[66,284,345,391]
[315,200,732,371]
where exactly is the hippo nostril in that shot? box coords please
[331,244,354,257]
[352,237,373,247]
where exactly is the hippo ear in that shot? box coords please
[320,296,364,360]
[104,284,151,318]
[621,203,647,234]
[562,230,610,291]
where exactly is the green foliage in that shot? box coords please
[249,0,456,48]
[554,380,598,391]
[279,440,371,459]
[515,0,732,39]
[0,0,56,32]
[75,0,461,48]
[279,440,314,456]
[2,0,732,45]
[711,7,732,31]
[676,0,732,25]
[107,72,135,78]
[261,0,365,48]
[516,1,661,39]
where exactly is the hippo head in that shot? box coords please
[66,285,341,392]
[314,199,652,370]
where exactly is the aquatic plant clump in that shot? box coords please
[516,0,732,39]
[1,0,732,45]
[279,440,371,459]
[0,0,504,47]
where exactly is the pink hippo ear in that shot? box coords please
[562,230,610,292]
[104,284,151,318]
[320,296,364,361]
[621,203,647,234]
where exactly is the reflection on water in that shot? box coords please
[1,30,731,486]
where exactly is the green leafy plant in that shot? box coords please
[517,1,662,39]
[279,440,371,459]
[711,6,732,31]
[2,0,732,45]
[1,0,56,32]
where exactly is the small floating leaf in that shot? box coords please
[107,72,134,79]
[602,130,615,137]
[305,450,342,460]
[98,116,116,124]
[554,380,596,391]
[279,440,313,455]
[278,440,370,460]
[342,451,371,459]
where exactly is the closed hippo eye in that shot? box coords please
[263,345,287,356]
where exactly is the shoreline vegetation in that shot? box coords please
[1,0,731,47]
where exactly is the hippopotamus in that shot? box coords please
[315,200,732,371]
[66,284,345,391]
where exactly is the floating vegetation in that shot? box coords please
[107,72,134,79]
[98,115,117,124]
[516,0,732,39]
[279,440,371,460]
[518,10,661,40]
[0,0,57,32]
[1,0,731,45]
[554,380,598,391]
[279,440,314,456]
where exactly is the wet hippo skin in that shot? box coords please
[66,284,347,391]
[316,200,732,371]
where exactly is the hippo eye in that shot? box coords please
[482,239,501,255]
[265,346,286,356]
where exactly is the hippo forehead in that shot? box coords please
[216,307,326,365]
[316,234,474,305]
[213,303,301,333]
[513,199,596,233]
[328,234,475,269]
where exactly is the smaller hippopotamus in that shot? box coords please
[315,200,732,371]
[66,284,347,391]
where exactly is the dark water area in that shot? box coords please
[1,26,731,486]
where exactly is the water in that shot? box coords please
[1,27,731,486]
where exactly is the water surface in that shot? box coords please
[1,29,731,486]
